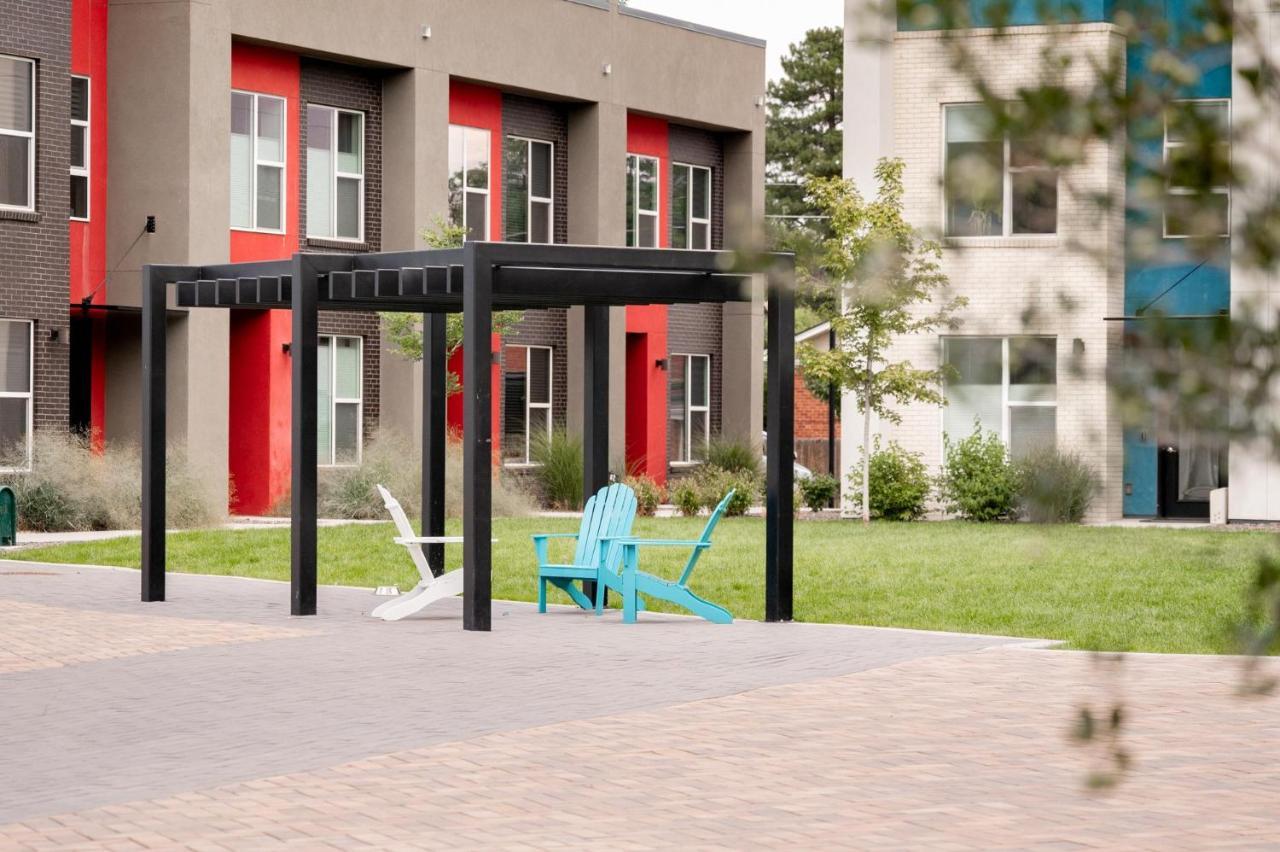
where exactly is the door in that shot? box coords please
[1157,436,1223,518]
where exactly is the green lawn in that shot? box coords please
[8,518,1274,654]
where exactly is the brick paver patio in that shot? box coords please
[1,560,1276,849]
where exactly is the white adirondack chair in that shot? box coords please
[369,484,465,621]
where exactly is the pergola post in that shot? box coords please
[290,253,319,616]
[581,303,610,604]
[765,257,796,622]
[140,265,168,602]
[421,311,447,576]
[462,243,493,631]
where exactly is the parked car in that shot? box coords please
[761,431,813,480]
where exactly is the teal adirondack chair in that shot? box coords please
[596,490,736,624]
[534,483,637,612]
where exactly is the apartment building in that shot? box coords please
[842,0,1279,521]
[0,0,765,515]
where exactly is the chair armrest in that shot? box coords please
[394,536,466,545]
[532,532,578,565]
[599,536,711,549]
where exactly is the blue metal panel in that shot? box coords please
[1123,427,1158,515]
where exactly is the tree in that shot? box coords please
[766,26,844,223]
[797,158,966,523]
[381,217,522,393]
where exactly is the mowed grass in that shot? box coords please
[9,518,1275,654]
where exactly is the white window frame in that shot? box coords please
[0,55,36,214]
[449,124,490,242]
[306,104,364,243]
[626,153,660,248]
[318,334,362,468]
[1162,98,1231,240]
[0,319,34,473]
[230,89,287,235]
[940,335,1057,456]
[504,344,554,466]
[941,103,1059,238]
[70,75,90,222]
[672,163,712,250]
[505,135,554,244]
[671,353,711,465]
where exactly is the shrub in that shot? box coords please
[696,466,758,517]
[798,473,840,513]
[672,482,702,517]
[313,432,533,519]
[938,426,1019,521]
[624,474,664,517]
[704,438,760,477]
[848,439,931,521]
[3,431,220,531]
[1016,446,1100,523]
[529,430,584,510]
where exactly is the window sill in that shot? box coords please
[503,462,544,470]
[307,237,368,251]
[0,209,38,223]
[944,235,1062,249]
[669,461,703,469]
[231,226,287,236]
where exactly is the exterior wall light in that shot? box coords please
[420,25,431,39]
[654,358,669,370]
[602,63,612,76]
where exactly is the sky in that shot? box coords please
[626,0,843,81]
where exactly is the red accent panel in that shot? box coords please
[624,115,671,482]
[448,81,503,241]
[70,0,108,443]
[445,335,503,462]
[228,45,300,514]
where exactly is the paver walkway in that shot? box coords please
[0,561,1276,849]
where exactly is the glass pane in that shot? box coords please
[671,166,688,249]
[448,126,465,228]
[691,222,709,250]
[528,347,551,404]
[334,337,360,398]
[1167,100,1229,145]
[625,156,636,247]
[689,411,709,462]
[638,213,655,248]
[0,321,30,392]
[1009,337,1056,402]
[256,96,284,163]
[1009,406,1055,461]
[945,140,1004,236]
[71,124,86,169]
[638,157,657,211]
[669,356,687,460]
[692,167,710,219]
[0,135,28,208]
[528,407,550,448]
[255,164,282,230]
[465,191,487,241]
[334,403,360,464]
[943,338,1002,441]
[946,104,996,143]
[503,137,528,242]
[531,141,552,199]
[502,346,527,462]
[0,57,33,132]
[307,105,333,152]
[465,128,489,189]
[530,200,551,244]
[71,77,89,122]
[317,339,332,464]
[690,356,709,406]
[1165,191,1229,237]
[0,397,27,462]
[336,176,360,239]
[306,109,333,237]
[336,111,361,174]
[71,174,88,219]
[1178,435,1222,502]
[230,94,253,228]
[1011,170,1057,234]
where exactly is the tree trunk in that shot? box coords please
[862,376,872,524]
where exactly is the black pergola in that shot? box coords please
[140,242,795,630]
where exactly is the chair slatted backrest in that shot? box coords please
[677,489,735,587]
[377,484,432,579]
[572,483,637,570]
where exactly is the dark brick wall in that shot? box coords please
[666,124,725,455]
[500,94,570,454]
[0,0,72,438]
[300,59,382,439]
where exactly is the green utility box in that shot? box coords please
[0,486,15,546]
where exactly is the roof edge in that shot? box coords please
[618,5,767,49]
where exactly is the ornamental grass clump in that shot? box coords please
[938,425,1019,521]
[529,430,584,510]
[1016,446,1100,524]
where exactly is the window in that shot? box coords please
[449,125,490,241]
[626,153,659,247]
[230,91,286,232]
[942,336,1056,460]
[0,55,35,212]
[503,136,553,243]
[306,105,363,241]
[317,335,362,466]
[0,320,33,471]
[70,76,89,220]
[502,345,553,464]
[669,354,710,463]
[944,104,1058,237]
[672,163,711,250]
[1164,99,1230,239]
